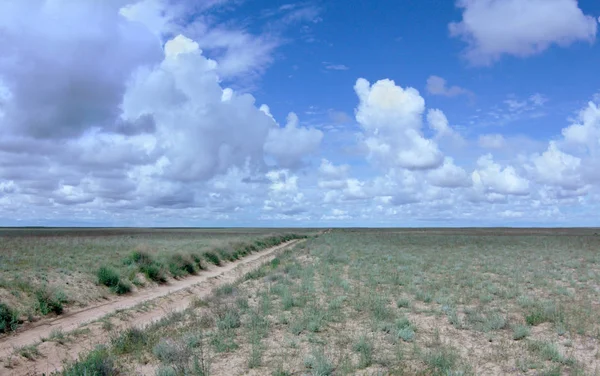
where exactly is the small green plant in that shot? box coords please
[97,266,132,295]
[396,298,411,308]
[97,266,120,287]
[528,341,574,365]
[140,263,167,283]
[214,283,235,297]
[36,287,67,315]
[61,346,118,376]
[126,251,167,283]
[203,251,221,266]
[513,324,530,340]
[0,302,19,333]
[304,348,334,376]
[168,254,196,278]
[396,317,416,342]
[424,347,460,375]
[111,327,148,355]
[353,335,374,368]
[48,328,67,344]
[18,345,41,360]
[216,309,241,331]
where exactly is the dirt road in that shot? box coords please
[0,239,304,375]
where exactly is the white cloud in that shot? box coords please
[478,134,506,149]
[426,76,472,98]
[122,34,277,181]
[323,62,350,71]
[354,78,443,170]
[428,158,471,188]
[562,101,600,153]
[472,154,530,196]
[529,142,582,190]
[450,0,599,65]
[264,112,323,168]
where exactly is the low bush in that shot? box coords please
[203,252,221,266]
[36,287,67,315]
[126,251,167,283]
[168,254,196,278]
[97,267,132,295]
[61,345,119,376]
[112,327,149,355]
[0,303,19,333]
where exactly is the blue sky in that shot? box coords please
[0,0,599,227]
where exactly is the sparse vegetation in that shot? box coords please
[6,229,600,375]
[0,228,311,328]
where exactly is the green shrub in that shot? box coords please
[112,327,148,355]
[61,346,119,376]
[190,253,205,270]
[97,267,131,295]
[217,309,241,331]
[97,266,120,288]
[112,280,132,295]
[396,317,416,342]
[203,252,221,266]
[513,324,530,340]
[304,348,334,376]
[140,263,167,283]
[168,254,196,278]
[36,287,67,315]
[525,301,564,326]
[0,302,19,333]
[125,251,167,283]
[424,347,460,375]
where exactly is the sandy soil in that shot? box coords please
[0,239,304,376]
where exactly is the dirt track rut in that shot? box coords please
[0,239,304,375]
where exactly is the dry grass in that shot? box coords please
[46,229,600,374]
[0,228,314,330]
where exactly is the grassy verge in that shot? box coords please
[1,231,307,334]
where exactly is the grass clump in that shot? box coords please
[304,348,334,376]
[18,344,41,360]
[36,287,67,315]
[111,327,149,355]
[167,254,196,278]
[126,251,167,283]
[424,347,465,376]
[525,301,564,326]
[353,335,374,368]
[153,337,210,375]
[528,340,575,365]
[97,266,131,295]
[513,324,530,340]
[0,302,19,333]
[61,345,119,376]
[203,251,221,266]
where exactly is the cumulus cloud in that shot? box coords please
[450,0,599,65]
[472,154,530,196]
[264,113,323,168]
[428,158,471,188]
[529,142,583,190]
[561,101,600,153]
[122,34,277,181]
[0,0,162,139]
[354,78,443,170]
[426,76,472,98]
